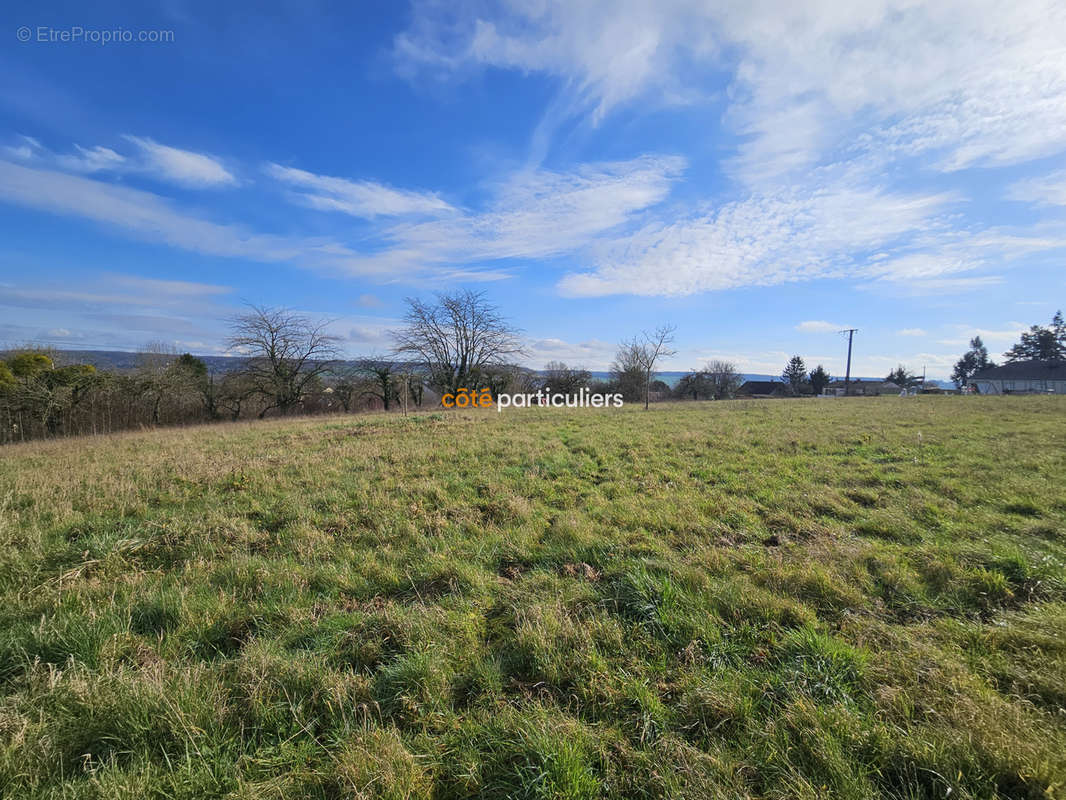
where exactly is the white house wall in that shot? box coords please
[975,379,1066,394]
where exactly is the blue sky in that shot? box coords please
[2,0,1065,378]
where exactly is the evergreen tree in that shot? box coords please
[782,356,807,396]
[1003,310,1066,362]
[808,364,831,395]
[951,336,995,388]
[886,365,920,388]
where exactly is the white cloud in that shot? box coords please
[0,135,122,174]
[266,163,455,218]
[1008,170,1066,207]
[124,135,236,187]
[937,323,1028,347]
[3,134,236,188]
[360,154,685,274]
[721,0,1066,182]
[385,0,1066,300]
[0,159,615,284]
[796,321,844,333]
[0,159,313,262]
[3,134,43,161]
[897,328,926,336]
[557,175,962,297]
[523,337,617,370]
[395,0,717,125]
[56,144,126,173]
[396,1,1066,183]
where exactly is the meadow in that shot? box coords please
[0,396,1064,799]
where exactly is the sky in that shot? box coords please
[1,0,1065,379]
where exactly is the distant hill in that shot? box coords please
[20,349,248,375]
[11,350,949,388]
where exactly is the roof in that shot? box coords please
[971,360,1066,381]
[738,380,784,394]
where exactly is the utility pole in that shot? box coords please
[840,329,858,396]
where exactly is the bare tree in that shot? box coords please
[136,341,179,426]
[612,325,677,410]
[392,290,524,395]
[611,342,648,403]
[675,369,711,400]
[542,361,592,396]
[705,360,742,400]
[392,360,424,416]
[355,357,396,411]
[227,305,341,417]
[216,371,258,421]
[328,363,365,413]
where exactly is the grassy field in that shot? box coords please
[1,397,1064,799]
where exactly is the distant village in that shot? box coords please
[737,311,1065,399]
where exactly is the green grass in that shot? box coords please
[1,396,1064,799]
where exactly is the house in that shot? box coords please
[737,380,787,397]
[824,379,900,397]
[970,360,1066,394]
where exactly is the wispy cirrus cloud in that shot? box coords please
[395,1,1066,185]
[395,1,718,122]
[266,162,455,218]
[2,134,42,161]
[380,155,685,266]
[123,135,236,187]
[6,144,1059,301]
[56,144,126,173]
[0,159,318,262]
[2,133,236,187]
[936,323,1028,348]
[0,159,503,283]
[0,154,681,285]
[557,176,962,297]
[719,0,1066,182]
[1007,170,1066,207]
[389,2,1066,298]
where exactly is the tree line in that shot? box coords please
[0,291,685,443]
[0,306,419,444]
[6,297,1062,443]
